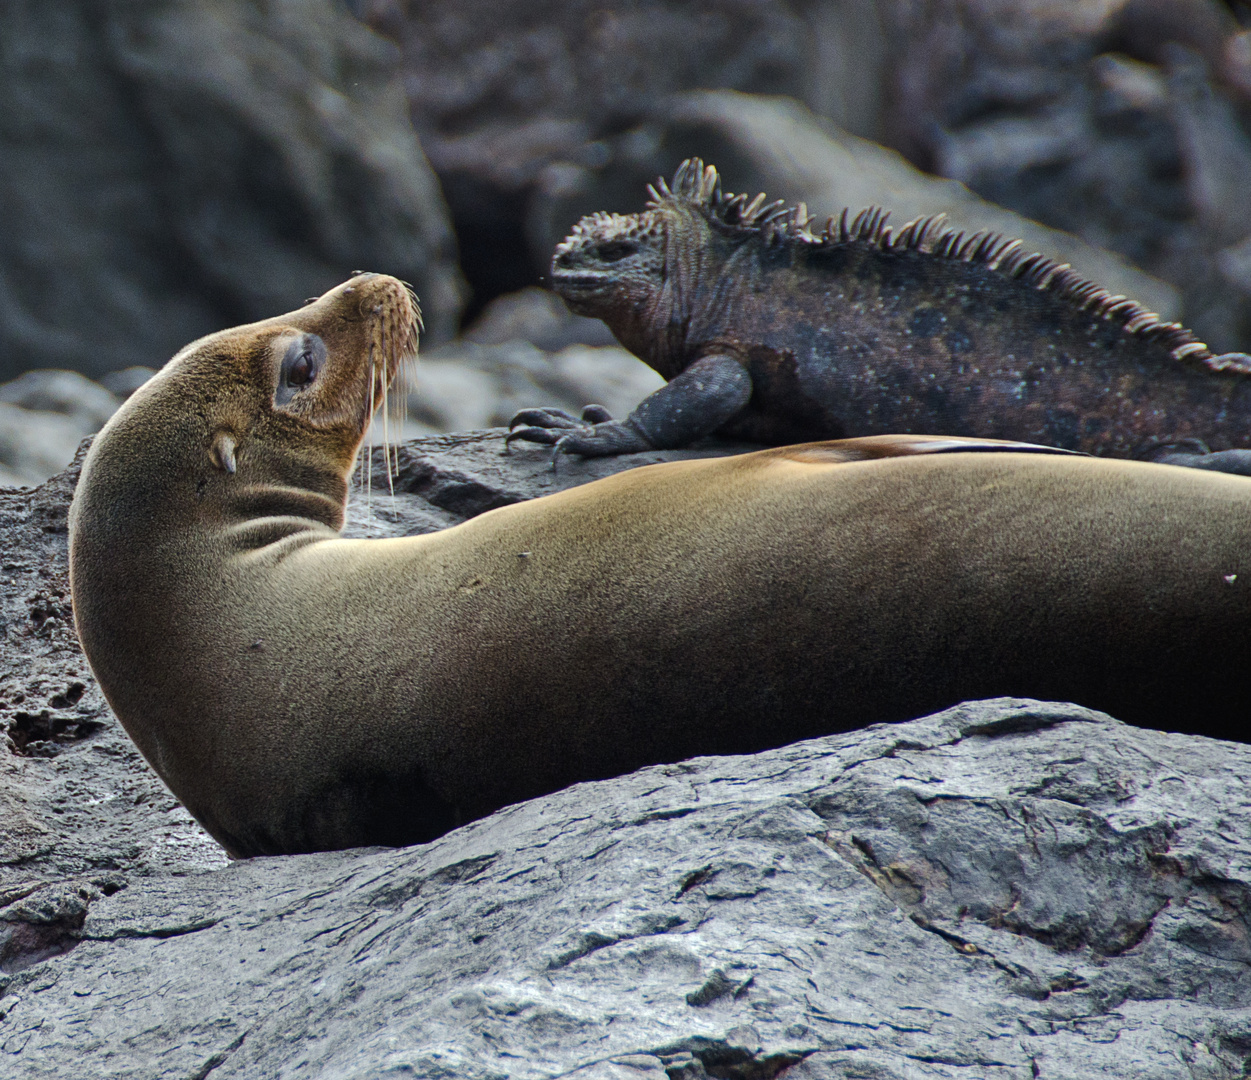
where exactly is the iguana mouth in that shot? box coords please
[549,271,611,289]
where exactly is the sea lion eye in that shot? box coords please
[275,333,328,406]
[288,351,316,387]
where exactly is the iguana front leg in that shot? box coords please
[507,354,753,458]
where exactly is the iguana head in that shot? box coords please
[550,161,795,367]
[549,209,670,321]
[551,162,751,312]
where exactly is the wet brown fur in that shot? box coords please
[552,159,1251,455]
[70,277,1251,856]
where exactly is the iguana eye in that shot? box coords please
[595,240,639,262]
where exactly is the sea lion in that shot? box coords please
[69,274,1251,857]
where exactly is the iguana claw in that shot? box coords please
[507,405,646,459]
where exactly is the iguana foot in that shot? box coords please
[506,405,655,458]
[507,354,751,460]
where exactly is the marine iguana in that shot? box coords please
[508,159,1251,472]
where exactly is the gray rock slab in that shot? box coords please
[2,433,1250,1078]
[5,700,1251,1079]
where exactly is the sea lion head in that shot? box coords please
[79,273,420,533]
[184,272,421,479]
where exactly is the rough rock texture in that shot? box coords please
[352,0,891,317]
[877,0,1251,354]
[7,696,1251,1079]
[0,0,463,381]
[3,435,1251,1077]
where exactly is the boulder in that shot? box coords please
[465,287,618,352]
[0,371,120,433]
[2,433,1251,1077]
[6,693,1251,1080]
[405,340,664,439]
[0,370,123,487]
[400,287,661,439]
[97,368,157,401]
[0,405,99,491]
[0,0,463,383]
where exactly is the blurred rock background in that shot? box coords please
[3,0,1251,485]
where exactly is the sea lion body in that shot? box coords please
[69,277,1251,856]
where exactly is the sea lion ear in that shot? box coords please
[211,431,237,474]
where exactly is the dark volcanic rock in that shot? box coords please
[877,0,1251,355]
[352,0,890,316]
[2,434,1251,1077]
[0,0,463,381]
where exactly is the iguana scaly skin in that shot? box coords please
[509,159,1251,471]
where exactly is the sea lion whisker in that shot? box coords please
[365,342,376,510]
[381,324,396,496]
